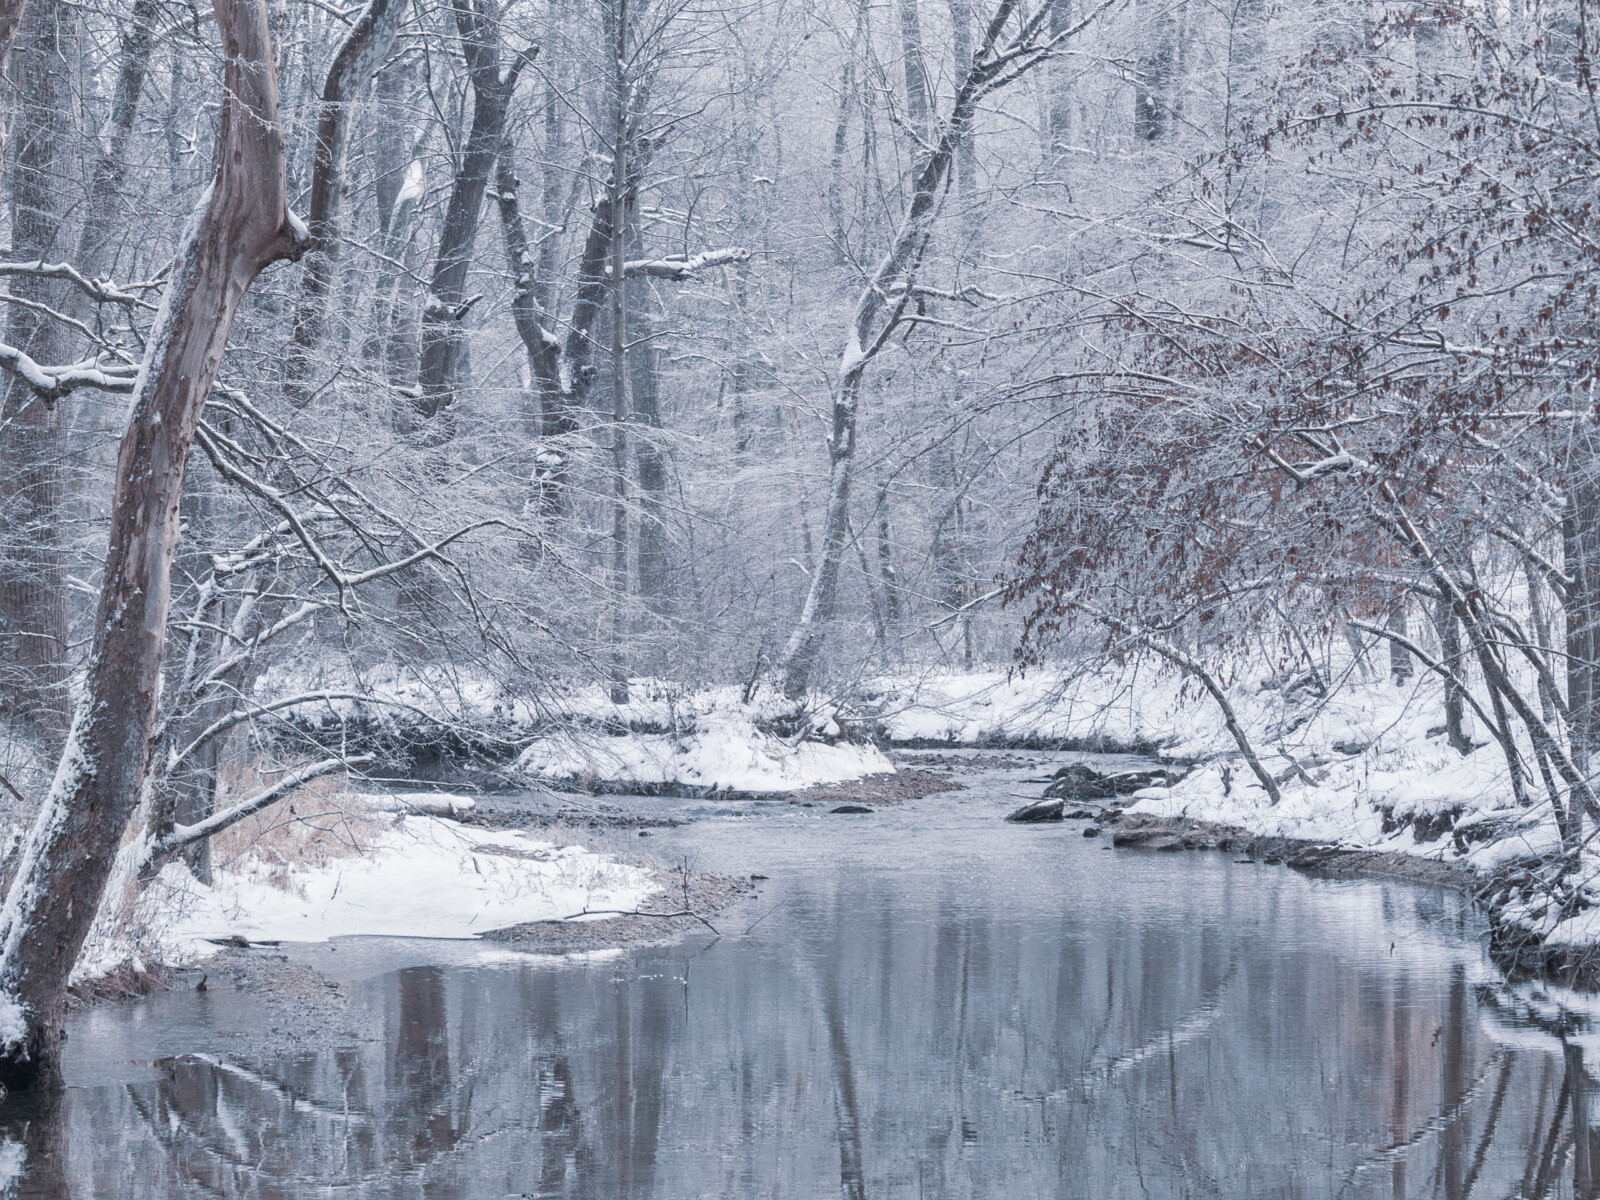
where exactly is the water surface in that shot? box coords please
[7,755,1597,1198]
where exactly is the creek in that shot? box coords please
[4,752,1592,1198]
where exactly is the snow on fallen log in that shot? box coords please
[363,792,477,817]
[514,685,892,794]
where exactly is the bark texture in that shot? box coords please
[285,0,408,406]
[0,0,77,747]
[0,0,305,1089]
[412,0,522,432]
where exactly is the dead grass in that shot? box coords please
[66,959,171,1008]
[210,755,383,893]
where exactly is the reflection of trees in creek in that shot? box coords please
[17,873,1600,1196]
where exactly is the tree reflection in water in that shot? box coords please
[8,815,1600,1198]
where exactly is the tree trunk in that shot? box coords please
[876,480,901,625]
[494,146,560,443]
[544,114,654,516]
[1046,0,1073,154]
[1388,594,1413,686]
[0,0,77,749]
[1526,555,1561,725]
[364,162,422,374]
[411,0,521,433]
[361,56,419,374]
[1434,595,1472,755]
[897,0,931,133]
[284,0,408,407]
[0,0,32,122]
[0,0,304,1089]
[948,0,980,245]
[607,0,631,706]
[827,0,867,259]
[627,225,670,614]
[73,0,160,285]
[1134,0,1182,142]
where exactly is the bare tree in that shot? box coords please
[777,0,1111,698]
[0,0,308,1088]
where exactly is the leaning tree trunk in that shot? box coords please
[0,0,305,1090]
[0,0,76,749]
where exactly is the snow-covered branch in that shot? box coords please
[0,258,162,309]
[0,343,137,402]
[616,247,750,280]
[153,754,374,855]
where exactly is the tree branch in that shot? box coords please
[153,754,374,855]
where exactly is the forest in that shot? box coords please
[0,0,1596,1190]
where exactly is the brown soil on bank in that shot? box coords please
[785,767,965,807]
[1104,813,1479,890]
[482,868,756,952]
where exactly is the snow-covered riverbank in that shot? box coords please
[72,800,660,986]
[869,664,1598,977]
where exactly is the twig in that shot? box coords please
[0,771,25,808]
[563,906,720,935]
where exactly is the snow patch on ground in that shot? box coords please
[100,806,656,968]
[516,685,892,793]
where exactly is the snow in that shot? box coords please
[506,683,891,792]
[248,665,894,795]
[1543,907,1600,947]
[366,791,476,816]
[876,663,1569,887]
[0,998,24,1047]
[516,697,890,793]
[85,805,656,972]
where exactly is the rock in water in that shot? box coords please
[1043,764,1118,800]
[1044,763,1184,800]
[830,804,874,814]
[1006,798,1066,823]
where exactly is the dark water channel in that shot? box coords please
[7,753,1599,1197]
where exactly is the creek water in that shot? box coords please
[4,753,1596,1198]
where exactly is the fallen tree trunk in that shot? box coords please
[0,0,306,1091]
